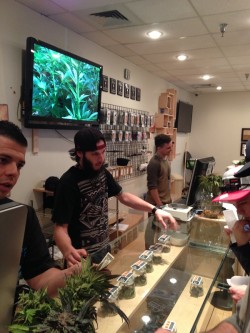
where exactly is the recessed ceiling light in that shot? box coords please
[177,54,187,61]
[202,74,211,80]
[216,86,222,90]
[147,30,163,39]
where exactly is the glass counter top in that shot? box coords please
[96,214,233,333]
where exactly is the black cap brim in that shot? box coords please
[234,162,250,178]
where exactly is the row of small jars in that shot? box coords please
[99,234,171,317]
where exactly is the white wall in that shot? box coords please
[190,91,249,175]
[1,0,192,209]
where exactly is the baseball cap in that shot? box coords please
[234,140,250,178]
[212,189,250,203]
[74,127,106,152]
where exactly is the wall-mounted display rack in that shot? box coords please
[100,103,153,182]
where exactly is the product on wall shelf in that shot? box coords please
[155,89,177,161]
[100,103,152,182]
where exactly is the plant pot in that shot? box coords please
[203,202,223,219]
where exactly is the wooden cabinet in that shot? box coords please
[155,89,177,160]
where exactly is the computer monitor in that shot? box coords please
[186,157,216,207]
[0,202,27,333]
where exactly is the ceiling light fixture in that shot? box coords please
[220,23,228,37]
[202,74,211,80]
[147,30,163,39]
[177,54,187,61]
[216,86,222,91]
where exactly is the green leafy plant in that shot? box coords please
[198,174,223,198]
[9,258,129,333]
[198,174,223,219]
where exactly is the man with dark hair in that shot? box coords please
[52,127,177,267]
[0,121,80,298]
[146,134,173,207]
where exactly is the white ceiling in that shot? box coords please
[15,0,250,93]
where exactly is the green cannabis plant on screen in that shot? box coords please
[32,44,100,121]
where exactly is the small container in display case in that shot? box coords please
[131,260,147,286]
[149,243,163,264]
[139,250,154,273]
[117,271,135,299]
[162,320,177,332]
[190,275,204,297]
[158,233,171,253]
[99,286,119,317]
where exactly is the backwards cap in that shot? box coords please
[74,127,106,152]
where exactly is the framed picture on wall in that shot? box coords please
[102,75,108,92]
[241,142,246,156]
[136,87,141,101]
[110,78,116,94]
[241,128,250,141]
[124,83,130,98]
[130,86,135,100]
[117,80,123,96]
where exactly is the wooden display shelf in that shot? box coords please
[154,113,175,129]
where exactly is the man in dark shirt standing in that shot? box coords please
[52,127,178,267]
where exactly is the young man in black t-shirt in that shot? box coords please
[52,127,178,267]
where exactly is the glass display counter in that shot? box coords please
[96,214,234,333]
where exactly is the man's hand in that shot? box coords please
[229,284,247,302]
[232,220,250,246]
[64,246,87,267]
[155,209,178,230]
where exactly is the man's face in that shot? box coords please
[235,198,250,220]
[157,142,173,158]
[77,140,106,172]
[0,136,26,200]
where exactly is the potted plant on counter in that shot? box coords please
[9,258,129,333]
[198,174,223,219]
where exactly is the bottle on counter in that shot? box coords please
[99,285,120,317]
[117,271,136,299]
[131,260,147,286]
[139,250,154,273]
[157,233,171,253]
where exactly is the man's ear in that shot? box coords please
[76,150,83,159]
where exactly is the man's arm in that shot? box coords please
[53,224,87,266]
[116,191,178,230]
[202,321,238,333]
[26,264,81,298]
[149,188,163,206]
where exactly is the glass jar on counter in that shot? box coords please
[157,233,171,253]
[99,286,119,317]
[149,244,163,265]
[117,271,136,299]
[131,260,147,286]
[190,275,204,297]
[139,250,154,273]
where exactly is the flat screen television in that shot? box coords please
[23,37,103,129]
[175,101,193,133]
[186,156,215,206]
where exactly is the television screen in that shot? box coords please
[186,157,215,206]
[175,101,193,133]
[23,37,103,129]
